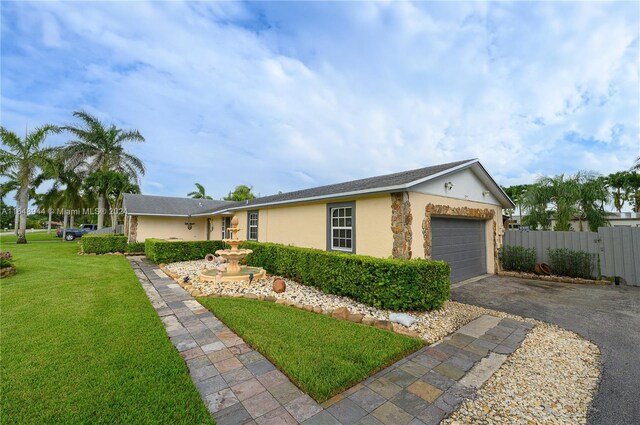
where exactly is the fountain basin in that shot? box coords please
[200,266,266,283]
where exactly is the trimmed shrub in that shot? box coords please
[145,239,227,263]
[127,242,145,253]
[82,234,127,254]
[499,246,537,273]
[548,248,597,279]
[241,241,450,311]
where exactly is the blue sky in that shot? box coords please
[1,1,638,200]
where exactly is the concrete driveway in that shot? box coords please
[452,276,640,425]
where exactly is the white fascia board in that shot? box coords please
[469,163,516,209]
[126,212,192,217]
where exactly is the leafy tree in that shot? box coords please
[0,125,60,243]
[0,196,15,230]
[224,184,256,201]
[187,183,212,199]
[63,111,145,229]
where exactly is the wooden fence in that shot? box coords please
[504,227,640,286]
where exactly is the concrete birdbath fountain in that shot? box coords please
[200,215,266,283]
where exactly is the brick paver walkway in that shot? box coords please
[129,257,532,425]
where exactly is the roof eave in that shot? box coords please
[194,160,488,215]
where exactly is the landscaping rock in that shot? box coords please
[294,303,304,310]
[273,279,286,293]
[313,306,323,314]
[275,299,287,305]
[389,312,417,327]
[392,323,420,338]
[444,323,600,425]
[264,296,276,302]
[191,289,202,297]
[373,320,394,331]
[303,305,314,312]
[332,307,350,320]
[361,317,375,326]
[244,293,258,299]
[347,313,364,323]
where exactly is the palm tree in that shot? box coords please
[576,173,609,231]
[187,183,213,199]
[63,111,145,229]
[44,156,86,240]
[85,170,139,232]
[0,169,21,235]
[521,182,553,230]
[0,125,60,243]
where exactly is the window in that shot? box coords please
[327,202,355,253]
[248,211,259,240]
[222,216,231,239]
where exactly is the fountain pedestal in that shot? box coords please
[199,215,266,282]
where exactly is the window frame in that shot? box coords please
[326,201,356,253]
[222,216,231,239]
[247,210,259,241]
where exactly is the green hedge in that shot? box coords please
[241,241,450,311]
[127,242,145,253]
[81,234,127,254]
[548,248,597,279]
[499,246,537,273]
[145,239,227,263]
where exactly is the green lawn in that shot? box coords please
[198,297,425,402]
[0,230,61,244]
[1,243,214,424]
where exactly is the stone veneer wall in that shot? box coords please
[391,192,413,259]
[129,216,138,243]
[422,203,499,272]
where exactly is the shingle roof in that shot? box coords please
[123,194,232,216]
[204,159,475,213]
[124,159,508,217]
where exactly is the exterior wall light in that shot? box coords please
[185,222,194,230]
[482,190,491,197]
[444,181,454,191]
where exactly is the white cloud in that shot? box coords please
[1,0,638,201]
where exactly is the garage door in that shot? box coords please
[431,217,486,283]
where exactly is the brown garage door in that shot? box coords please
[431,217,486,283]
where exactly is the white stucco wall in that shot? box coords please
[134,216,208,241]
[412,168,501,206]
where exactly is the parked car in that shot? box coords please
[56,224,98,241]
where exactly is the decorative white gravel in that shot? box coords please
[166,259,538,344]
[444,323,600,425]
[167,258,601,423]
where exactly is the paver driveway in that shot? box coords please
[452,275,640,425]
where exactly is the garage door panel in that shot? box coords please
[431,217,486,283]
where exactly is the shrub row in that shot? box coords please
[81,234,127,254]
[499,245,598,279]
[127,242,145,253]
[548,248,597,279]
[499,246,537,273]
[241,241,450,311]
[145,239,227,263]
